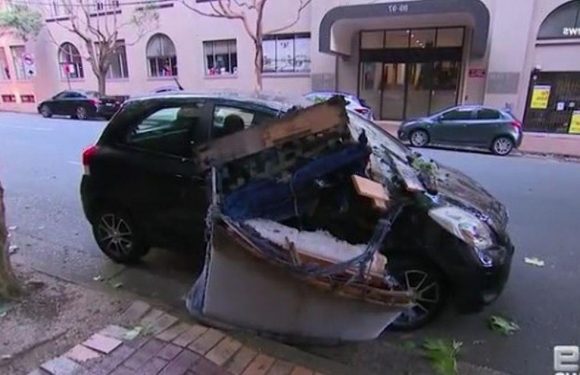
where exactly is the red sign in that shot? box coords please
[469,68,486,78]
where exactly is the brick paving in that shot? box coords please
[30,301,323,375]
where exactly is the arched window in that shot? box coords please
[58,42,84,79]
[538,1,580,40]
[146,34,178,77]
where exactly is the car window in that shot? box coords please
[64,92,83,99]
[440,108,473,121]
[212,105,273,138]
[125,102,206,158]
[476,109,501,120]
[53,91,68,99]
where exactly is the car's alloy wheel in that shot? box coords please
[76,106,88,120]
[409,130,429,147]
[388,259,446,331]
[93,211,148,263]
[492,137,514,156]
[40,105,52,118]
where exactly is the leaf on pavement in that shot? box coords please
[123,326,143,340]
[524,257,545,267]
[8,226,17,231]
[8,245,18,254]
[488,315,519,336]
[93,275,104,282]
[111,282,123,289]
[422,338,462,375]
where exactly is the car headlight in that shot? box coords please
[429,206,496,266]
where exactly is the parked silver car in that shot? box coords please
[304,91,375,121]
[398,106,524,156]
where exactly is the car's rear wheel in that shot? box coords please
[491,136,514,156]
[75,106,89,120]
[92,210,149,263]
[40,105,52,118]
[388,257,447,331]
[409,129,430,148]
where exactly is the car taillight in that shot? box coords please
[511,119,522,130]
[355,108,369,115]
[82,145,98,175]
[90,98,100,106]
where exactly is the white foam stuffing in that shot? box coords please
[244,219,386,274]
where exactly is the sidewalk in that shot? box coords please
[377,121,580,159]
[26,301,338,375]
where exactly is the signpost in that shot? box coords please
[23,53,36,79]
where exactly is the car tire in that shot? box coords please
[92,209,150,264]
[40,105,52,118]
[409,129,430,148]
[387,256,447,331]
[491,136,514,156]
[75,106,89,120]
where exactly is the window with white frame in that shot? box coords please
[203,39,237,76]
[0,47,10,80]
[262,33,310,73]
[96,0,120,11]
[10,46,28,80]
[146,34,178,77]
[103,41,129,79]
[58,42,84,79]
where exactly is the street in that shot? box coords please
[1,112,578,375]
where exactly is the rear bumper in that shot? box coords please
[96,105,120,118]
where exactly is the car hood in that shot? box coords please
[433,164,508,233]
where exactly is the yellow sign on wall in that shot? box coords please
[569,111,580,134]
[530,85,551,109]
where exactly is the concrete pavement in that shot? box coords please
[2,112,580,374]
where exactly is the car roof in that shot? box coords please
[125,91,312,112]
[440,105,508,113]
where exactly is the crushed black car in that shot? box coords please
[80,92,514,331]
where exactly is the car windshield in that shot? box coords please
[346,112,411,162]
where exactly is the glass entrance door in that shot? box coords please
[381,63,406,119]
[358,27,464,120]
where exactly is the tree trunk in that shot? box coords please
[97,72,106,96]
[0,181,22,300]
[253,40,263,92]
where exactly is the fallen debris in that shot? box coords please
[422,338,462,375]
[8,245,18,254]
[8,225,17,231]
[488,315,519,336]
[524,257,545,267]
[111,282,123,289]
[92,275,104,282]
[122,326,142,340]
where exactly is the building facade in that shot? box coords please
[1,0,580,134]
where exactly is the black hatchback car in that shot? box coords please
[38,90,122,120]
[81,93,514,330]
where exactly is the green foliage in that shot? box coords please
[488,315,520,336]
[422,338,463,375]
[0,5,43,41]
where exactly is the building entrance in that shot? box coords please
[358,27,465,121]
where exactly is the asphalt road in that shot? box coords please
[1,112,578,375]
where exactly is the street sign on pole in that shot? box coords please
[23,53,36,78]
